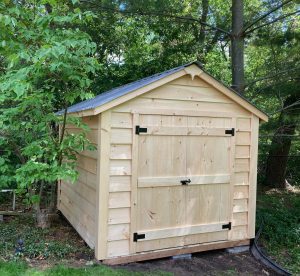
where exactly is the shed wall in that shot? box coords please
[103,75,259,259]
[58,116,99,248]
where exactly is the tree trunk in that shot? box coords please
[264,96,297,188]
[231,0,245,94]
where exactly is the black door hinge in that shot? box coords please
[225,128,235,136]
[135,125,147,135]
[133,232,145,242]
[222,222,232,230]
[180,179,191,185]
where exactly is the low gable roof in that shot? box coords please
[62,62,268,121]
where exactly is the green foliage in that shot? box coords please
[0,1,99,205]
[257,192,300,274]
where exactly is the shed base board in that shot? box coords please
[102,239,250,265]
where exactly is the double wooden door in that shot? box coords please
[134,114,234,252]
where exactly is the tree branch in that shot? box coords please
[81,1,231,36]
[245,10,300,35]
[245,67,300,87]
[243,0,294,32]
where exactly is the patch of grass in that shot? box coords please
[256,191,300,274]
[0,216,93,261]
[0,261,170,276]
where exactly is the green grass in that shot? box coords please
[0,261,170,276]
[256,190,300,274]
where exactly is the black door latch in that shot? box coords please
[180,179,191,185]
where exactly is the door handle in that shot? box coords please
[180,179,191,185]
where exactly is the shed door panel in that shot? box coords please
[135,115,232,253]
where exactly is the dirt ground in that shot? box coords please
[116,250,278,276]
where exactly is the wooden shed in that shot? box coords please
[57,62,268,264]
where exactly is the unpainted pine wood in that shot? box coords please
[107,240,130,257]
[109,176,131,192]
[143,84,233,104]
[108,192,131,209]
[169,75,210,87]
[138,222,229,241]
[65,115,98,130]
[60,184,96,222]
[111,128,132,144]
[107,224,130,241]
[76,154,97,174]
[95,111,111,260]
[108,208,131,225]
[76,167,97,190]
[237,118,251,131]
[233,185,249,199]
[130,113,139,254]
[80,145,98,160]
[104,239,250,265]
[231,225,248,240]
[110,144,132,160]
[235,145,250,158]
[62,179,96,205]
[233,172,249,186]
[111,112,132,128]
[236,132,251,145]
[59,201,95,248]
[136,231,228,253]
[232,212,248,226]
[109,160,132,176]
[233,199,248,213]
[138,174,230,188]
[94,70,186,115]
[235,158,250,172]
[140,126,233,136]
[248,115,259,238]
[114,98,251,117]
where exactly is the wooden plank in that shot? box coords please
[138,174,230,188]
[140,126,232,137]
[108,208,131,225]
[62,179,96,205]
[137,222,229,241]
[143,84,233,103]
[130,113,139,254]
[59,201,95,248]
[95,111,111,260]
[95,69,186,115]
[233,172,249,186]
[237,118,251,131]
[110,160,131,176]
[76,155,97,175]
[236,132,251,145]
[233,199,248,213]
[111,128,132,144]
[231,226,248,240]
[80,146,98,160]
[103,239,250,265]
[107,224,130,241]
[110,144,132,160]
[232,212,248,226]
[235,158,250,172]
[76,167,97,190]
[107,240,130,257]
[109,176,131,192]
[169,75,210,87]
[248,115,259,239]
[108,192,131,209]
[233,185,249,199]
[111,112,132,128]
[114,98,250,116]
[235,146,250,159]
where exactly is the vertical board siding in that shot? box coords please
[58,115,98,249]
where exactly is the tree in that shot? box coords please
[0,0,99,227]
